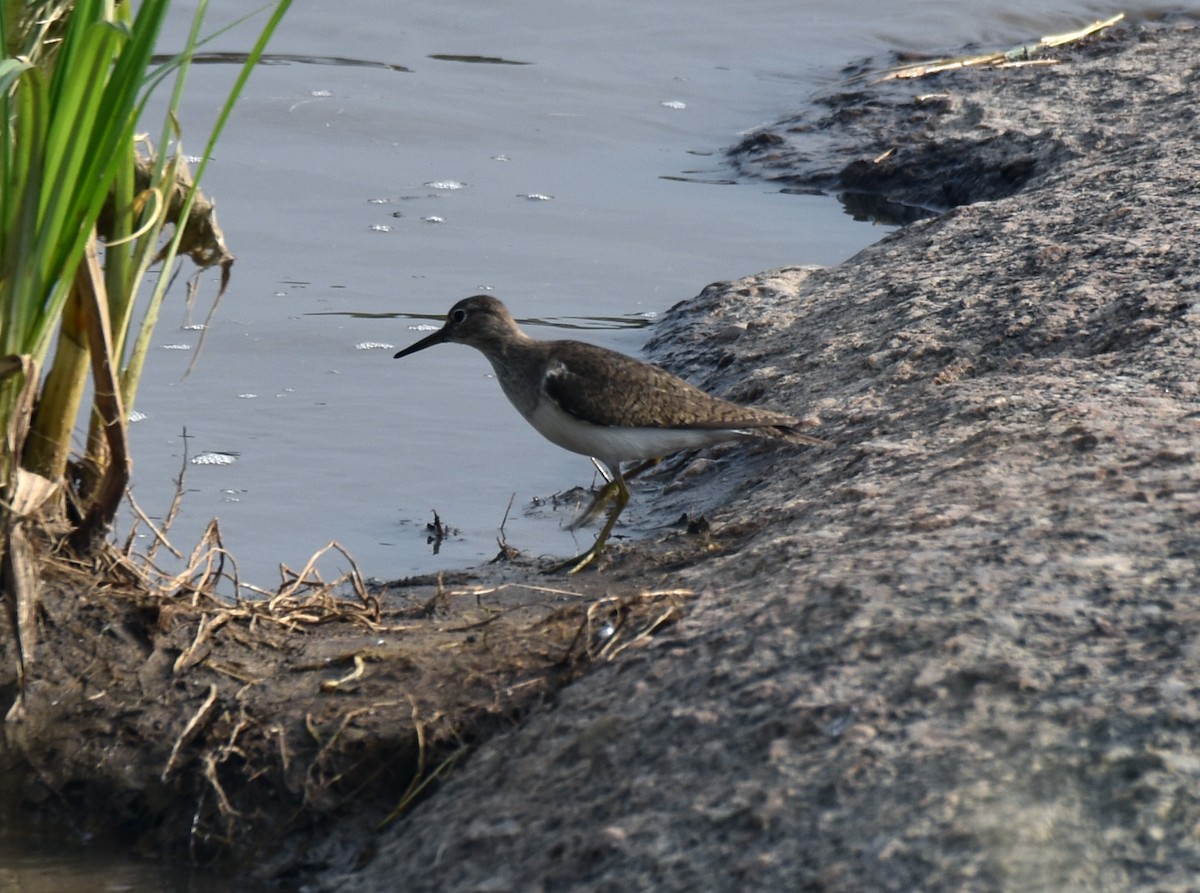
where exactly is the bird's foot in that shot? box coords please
[542,545,604,575]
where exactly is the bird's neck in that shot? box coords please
[479,335,548,421]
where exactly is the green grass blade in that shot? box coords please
[5,0,293,515]
[125,0,292,399]
[1,66,47,356]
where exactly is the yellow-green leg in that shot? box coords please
[569,458,659,531]
[546,458,660,574]
[571,473,630,573]
[547,471,633,574]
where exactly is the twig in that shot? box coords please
[174,613,232,674]
[202,751,242,819]
[162,683,219,781]
[601,605,681,660]
[147,426,192,564]
[124,488,184,559]
[319,654,366,692]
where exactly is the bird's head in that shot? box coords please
[394,294,523,359]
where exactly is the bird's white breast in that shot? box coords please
[526,399,748,467]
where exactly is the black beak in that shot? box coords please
[394,326,449,359]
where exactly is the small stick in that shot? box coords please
[162,683,219,781]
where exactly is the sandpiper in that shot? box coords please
[394,295,829,573]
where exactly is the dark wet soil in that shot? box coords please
[0,543,706,879]
[4,17,1200,893]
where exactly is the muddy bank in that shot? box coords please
[3,18,1199,893]
[0,543,703,878]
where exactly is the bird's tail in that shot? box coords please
[773,426,833,448]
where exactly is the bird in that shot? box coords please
[394,294,829,573]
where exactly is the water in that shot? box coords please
[0,820,283,892]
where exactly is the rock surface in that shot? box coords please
[322,21,1200,893]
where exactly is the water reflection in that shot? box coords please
[308,310,655,331]
[151,49,542,71]
[427,54,531,65]
[150,51,412,72]
[0,830,285,893]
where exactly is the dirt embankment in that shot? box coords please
[3,19,1199,893]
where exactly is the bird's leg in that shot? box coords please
[570,458,660,531]
[589,457,614,483]
[546,472,631,574]
[623,457,661,482]
[570,458,626,531]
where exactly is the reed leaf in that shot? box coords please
[2,0,291,534]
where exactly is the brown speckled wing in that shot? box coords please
[541,341,800,431]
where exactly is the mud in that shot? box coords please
[3,17,1200,893]
[0,542,705,879]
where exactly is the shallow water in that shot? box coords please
[0,824,283,893]
[119,0,1165,590]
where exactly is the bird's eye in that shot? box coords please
[452,309,467,323]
